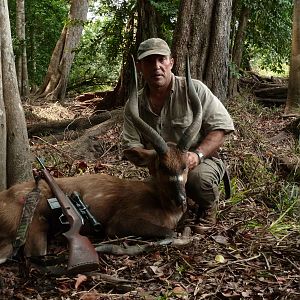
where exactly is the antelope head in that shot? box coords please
[124,56,202,210]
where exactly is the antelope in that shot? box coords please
[0,57,201,264]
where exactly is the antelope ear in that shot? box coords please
[124,148,156,167]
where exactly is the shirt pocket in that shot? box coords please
[162,115,193,143]
[168,114,201,147]
[171,115,193,128]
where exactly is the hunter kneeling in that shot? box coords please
[123,38,235,224]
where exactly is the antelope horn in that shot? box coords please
[177,55,202,152]
[126,55,168,155]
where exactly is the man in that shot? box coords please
[122,38,234,223]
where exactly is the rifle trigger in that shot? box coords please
[59,214,69,225]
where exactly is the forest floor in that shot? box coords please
[0,83,300,300]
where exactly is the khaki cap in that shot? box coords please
[137,38,171,60]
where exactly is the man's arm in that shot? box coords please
[187,130,226,170]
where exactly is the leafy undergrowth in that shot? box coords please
[1,92,300,300]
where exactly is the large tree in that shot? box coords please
[285,0,300,116]
[16,0,29,98]
[172,0,233,102]
[136,0,161,42]
[0,0,32,190]
[95,0,162,110]
[228,2,249,97]
[34,0,88,102]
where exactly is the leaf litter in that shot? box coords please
[0,94,299,299]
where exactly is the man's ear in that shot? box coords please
[170,57,174,69]
[124,148,156,167]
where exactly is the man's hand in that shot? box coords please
[187,130,226,170]
[187,151,200,170]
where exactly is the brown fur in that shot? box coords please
[0,146,188,263]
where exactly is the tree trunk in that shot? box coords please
[0,0,32,189]
[34,0,88,102]
[28,12,38,92]
[136,0,160,42]
[95,14,135,111]
[136,0,162,88]
[16,0,29,98]
[96,0,161,111]
[0,29,7,190]
[228,5,249,97]
[172,0,233,102]
[284,0,300,117]
[172,0,193,74]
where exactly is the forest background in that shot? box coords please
[0,0,299,298]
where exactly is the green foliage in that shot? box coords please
[149,0,179,42]
[175,264,185,275]
[229,61,242,79]
[234,0,293,74]
[69,0,136,92]
[8,0,293,92]
[274,183,299,215]
[150,0,179,16]
[232,155,278,206]
[70,0,180,93]
[226,177,248,204]
[294,134,300,154]
[93,0,136,63]
[9,0,68,87]
[228,93,299,236]
[244,219,263,230]
[70,19,121,92]
[269,183,300,234]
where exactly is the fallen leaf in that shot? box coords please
[212,235,229,245]
[215,254,226,263]
[75,274,88,289]
[242,290,252,297]
[276,276,287,283]
[79,292,101,300]
[172,286,188,299]
[148,265,165,277]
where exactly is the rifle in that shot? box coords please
[48,191,103,233]
[36,157,99,274]
[70,191,103,232]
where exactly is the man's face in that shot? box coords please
[137,55,174,89]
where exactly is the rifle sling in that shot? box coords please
[12,176,41,257]
[213,152,231,200]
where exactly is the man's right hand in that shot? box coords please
[187,151,200,170]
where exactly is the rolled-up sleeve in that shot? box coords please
[194,80,235,135]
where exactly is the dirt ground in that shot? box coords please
[0,92,299,300]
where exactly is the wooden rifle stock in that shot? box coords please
[36,157,99,274]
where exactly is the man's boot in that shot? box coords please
[201,202,217,224]
[196,188,219,225]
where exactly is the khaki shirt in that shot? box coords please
[122,73,234,150]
